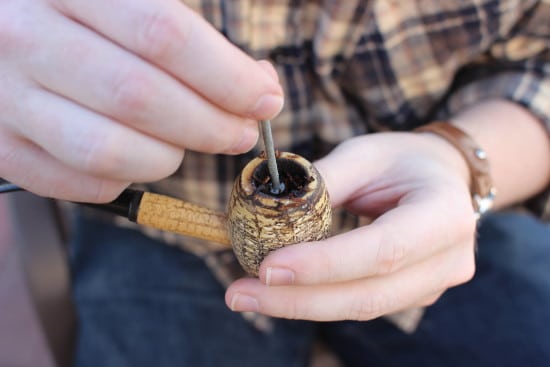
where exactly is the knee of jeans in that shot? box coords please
[70,216,222,298]
[476,212,550,277]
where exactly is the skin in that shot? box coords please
[1,1,549,322]
[226,99,550,320]
[0,0,284,202]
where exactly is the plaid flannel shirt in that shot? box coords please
[98,0,550,331]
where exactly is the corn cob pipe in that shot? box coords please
[1,152,332,276]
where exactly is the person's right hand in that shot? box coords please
[0,0,283,202]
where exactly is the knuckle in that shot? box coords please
[289,301,302,320]
[194,136,223,154]
[44,181,70,201]
[111,70,152,113]
[80,130,183,182]
[374,231,406,275]
[444,191,478,242]
[0,6,27,53]
[80,133,128,177]
[454,205,477,240]
[0,138,22,167]
[280,299,307,320]
[347,293,388,321]
[449,249,476,287]
[163,149,184,175]
[46,178,128,203]
[192,128,236,154]
[90,180,128,203]
[323,247,345,283]
[457,256,476,285]
[144,147,184,182]
[61,37,93,63]
[189,118,257,155]
[218,70,247,106]
[138,10,189,60]
[0,24,17,53]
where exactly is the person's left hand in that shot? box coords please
[225,131,478,320]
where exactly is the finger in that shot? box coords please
[0,128,129,202]
[314,135,388,207]
[227,247,475,321]
[51,0,284,120]
[10,86,183,182]
[257,60,280,83]
[315,133,474,216]
[25,10,259,155]
[259,190,476,286]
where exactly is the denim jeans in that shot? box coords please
[70,212,550,367]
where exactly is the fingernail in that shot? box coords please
[251,94,284,120]
[230,293,259,313]
[265,267,295,286]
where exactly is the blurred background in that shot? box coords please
[0,195,55,367]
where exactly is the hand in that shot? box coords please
[0,0,283,202]
[226,131,477,321]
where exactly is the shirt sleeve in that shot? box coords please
[436,1,550,220]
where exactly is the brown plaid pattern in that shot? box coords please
[92,0,550,331]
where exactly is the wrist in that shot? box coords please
[415,122,496,218]
[447,100,550,209]
[415,131,471,188]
